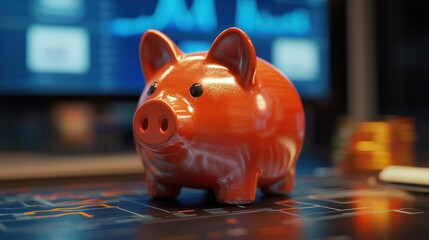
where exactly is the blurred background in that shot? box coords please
[0,0,428,179]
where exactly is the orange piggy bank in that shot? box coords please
[133,27,305,204]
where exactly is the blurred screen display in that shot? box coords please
[0,0,329,99]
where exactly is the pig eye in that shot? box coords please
[190,83,203,98]
[147,82,158,96]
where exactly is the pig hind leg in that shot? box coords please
[261,169,295,194]
[214,170,260,204]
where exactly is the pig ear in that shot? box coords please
[206,28,257,88]
[139,30,182,81]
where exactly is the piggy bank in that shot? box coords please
[133,27,305,204]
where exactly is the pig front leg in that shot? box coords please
[145,173,181,198]
[214,170,260,204]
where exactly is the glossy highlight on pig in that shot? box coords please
[133,27,305,204]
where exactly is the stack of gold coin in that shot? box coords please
[333,117,416,173]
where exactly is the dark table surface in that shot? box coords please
[0,174,428,240]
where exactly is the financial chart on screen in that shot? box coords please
[0,0,329,99]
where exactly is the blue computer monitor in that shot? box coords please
[0,0,329,99]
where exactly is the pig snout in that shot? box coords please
[133,100,177,146]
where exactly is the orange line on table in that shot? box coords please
[35,212,94,219]
[177,209,196,213]
[226,218,238,224]
[281,208,297,211]
[24,204,114,215]
[56,199,107,205]
[34,193,89,201]
[102,189,137,197]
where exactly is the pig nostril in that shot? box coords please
[141,117,149,132]
[160,117,168,133]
